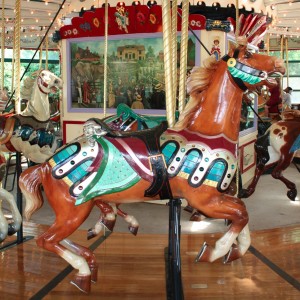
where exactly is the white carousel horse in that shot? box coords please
[0,69,63,163]
[0,69,62,242]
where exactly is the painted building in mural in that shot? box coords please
[117,45,146,61]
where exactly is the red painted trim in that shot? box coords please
[62,120,84,144]
[238,138,257,174]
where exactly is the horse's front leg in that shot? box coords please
[87,201,117,240]
[194,194,250,263]
[117,205,139,235]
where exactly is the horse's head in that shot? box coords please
[224,39,285,92]
[37,70,63,94]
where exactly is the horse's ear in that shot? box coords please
[227,42,237,56]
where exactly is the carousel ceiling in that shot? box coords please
[0,0,300,50]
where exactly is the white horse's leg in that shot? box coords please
[0,188,22,238]
[236,224,251,255]
[196,228,240,263]
[193,194,249,263]
[61,238,98,282]
[0,200,8,242]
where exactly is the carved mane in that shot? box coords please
[173,55,220,130]
[20,70,42,101]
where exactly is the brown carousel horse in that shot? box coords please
[19,41,285,293]
[239,108,300,200]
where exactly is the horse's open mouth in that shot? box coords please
[51,87,59,93]
[265,72,284,86]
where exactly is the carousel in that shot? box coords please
[0,0,299,299]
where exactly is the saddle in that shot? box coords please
[281,109,300,121]
[85,118,172,199]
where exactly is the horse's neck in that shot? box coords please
[187,67,244,142]
[21,82,50,121]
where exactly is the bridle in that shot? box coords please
[37,72,51,95]
[222,49,268,92]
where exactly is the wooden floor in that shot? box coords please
[0,222,300,299]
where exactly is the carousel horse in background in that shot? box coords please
[0,69,63,163]
[19,39,285,293]
[0,69,62,243]
[239,108,300,201]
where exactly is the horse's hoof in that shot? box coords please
[7,223,17,236]
[87,229,96,240]
[184,205,194,213]
[238,189,250,198]
[189,212,204,222]
[223,244,241,263]
[101,219,115,232]
[128,226,138,236]
[90,264,98,283]
[70,274,91,293]
[195,242,213,262]
[287,189,297,201]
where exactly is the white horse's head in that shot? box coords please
[37,70,63,94]
[21,70,63,122]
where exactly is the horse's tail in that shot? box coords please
[19,163,44,221]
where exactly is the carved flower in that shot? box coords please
[149,13,156,24]
[93,17,100,28]
[137,11,145,24]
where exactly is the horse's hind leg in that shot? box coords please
[194,194,250,263]
[61,239,98,283]
[271,153,297,200]
[239,141,270,198]
[37,203,94,293]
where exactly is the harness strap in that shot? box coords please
[222,55,248,91]
[37,76,48,95]
[87,118,173,198]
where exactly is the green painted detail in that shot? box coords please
[181,150,201,174]
[228,67,261,84]
[67,160,93,183]
[162,142,177,165]
[207,160,226,182]
[52,144,79,164]
[75,138,140,205]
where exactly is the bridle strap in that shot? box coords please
[37,75,49,95]
[222,55,268,79]
[222,55,248,91]
[222,53,268,92]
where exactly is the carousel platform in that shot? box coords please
[0,164,300,299]
[0,222,300,299]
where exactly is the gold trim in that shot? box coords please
[203,179,218,187]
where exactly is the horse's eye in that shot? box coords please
[54,79,59,84]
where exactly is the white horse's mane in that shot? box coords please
[20,70,41,100]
